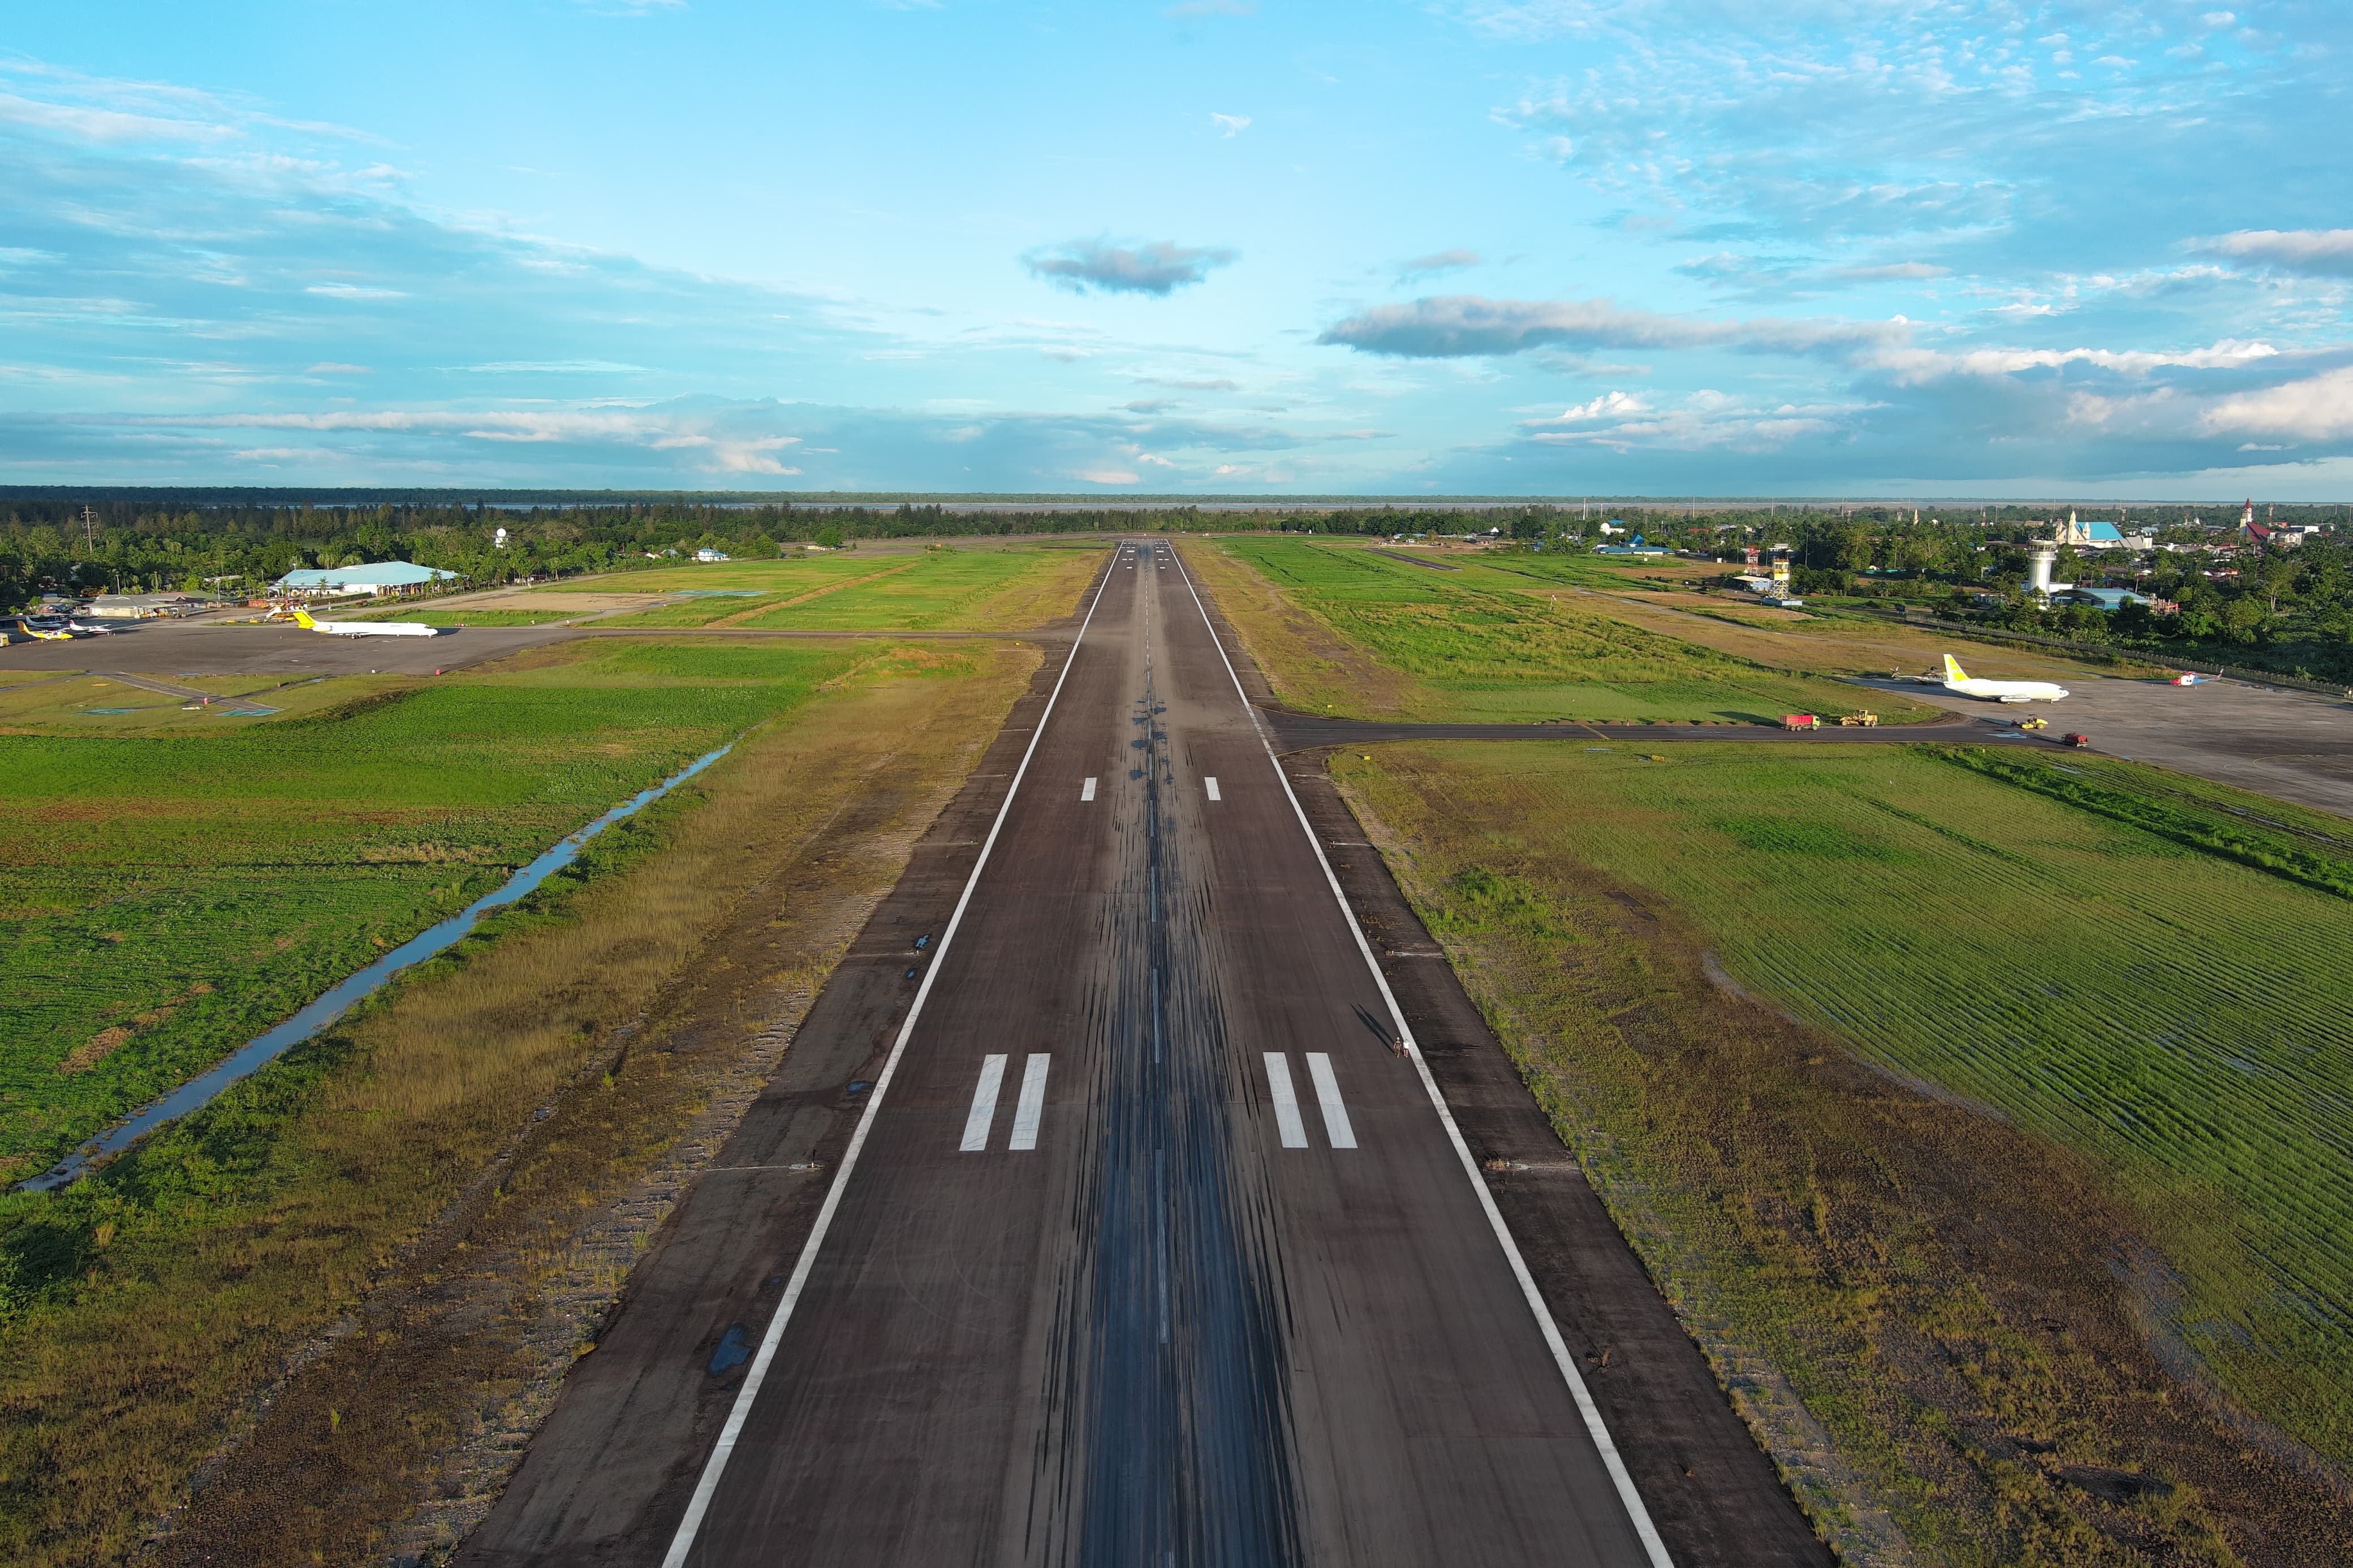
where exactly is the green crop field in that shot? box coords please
[0,640,871,1182]
[1205,537,1937,724]
[1346,740,2353,1467]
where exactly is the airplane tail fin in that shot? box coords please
[1942,654,1968,683]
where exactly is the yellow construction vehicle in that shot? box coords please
[1837,710,1878,727]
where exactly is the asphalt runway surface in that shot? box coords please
[462,543,1829,1567]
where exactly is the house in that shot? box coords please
[2054,588,2149,611]
[274,562,461,598]
[84,592,209,619]
[696,548,731,563]
[1594,535,1669,557]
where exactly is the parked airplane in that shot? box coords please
[9,616,79,641]
[283,606,442,638]
[1940,654,2068,703]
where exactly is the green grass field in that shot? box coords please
[354,607,584,627]
[1207,537,1936,723]
[538,555,886,594]
[735,545,1100,630]
[0,640,870,1182]
[1346,741,2353,1467]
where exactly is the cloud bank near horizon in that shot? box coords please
[2,4,2351,499]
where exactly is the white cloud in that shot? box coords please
[2201,366,2353,442]
[1079,467,1142,484]
[304,361,370,375]
[305,283,407,300]
[2203,228,2353,277]
[1210,113,1251,137]
[1524,390,1651,425]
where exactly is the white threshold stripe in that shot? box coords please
[1204,776,1221,801]
[1304,1053,1356,1150]
[1081,776,1097,802]
[1009,1054,1050,1150]
[1264,1053,1309,1148]
[960,1056,1008,1152]
[1170,547,1675,1568]
[659,548,1120,1568]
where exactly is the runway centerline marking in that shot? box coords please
[1170,543,1675,1568]
[656,548,1121,1568]
[960,1056,1008,1152]
[1264,1053,1309,1148]
[1304,1053,1356,1149]
[1204,775,1221,801]
[1081,776,1097,801]
[1009,1053,1050,1151]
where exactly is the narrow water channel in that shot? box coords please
[20,741,736,1193]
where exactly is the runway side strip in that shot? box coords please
[659,550,1119,1568]
[1170,546,1677,1568]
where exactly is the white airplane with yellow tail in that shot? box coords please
[1939,654,2067,703]
[279,606,442,638]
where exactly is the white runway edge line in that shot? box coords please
[1170,547,1676,1568]
[660,549,1121,1568]
[1082,776,1097,802]
[1204,776,1221,801]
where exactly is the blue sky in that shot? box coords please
[2,1,2349,496]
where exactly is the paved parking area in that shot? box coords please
[0,619,572,679]
[1847,673,2353,819]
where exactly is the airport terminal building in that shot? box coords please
[274,562,461,598]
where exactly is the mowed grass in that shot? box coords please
[738,545,1102,631]
[1346,741,2353,1463]
[537,555,887,594]
[0,640,867,1180]
[0,674,391,732]
[1205,537,1936,724]
[0,640,1036,1566]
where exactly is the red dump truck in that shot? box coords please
[1781,713,1820,731]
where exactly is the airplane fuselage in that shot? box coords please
[1946,676,2068,703]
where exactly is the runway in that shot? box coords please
[462,541,1824,1567]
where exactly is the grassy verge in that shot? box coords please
[1188,537,1939,724]
[1337,741,2353,1562]
[735,543,1102,630]
[0,641,865,1182]
[0,673,385,732]
[0,637,1036,1567]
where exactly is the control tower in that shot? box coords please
[2028,541,2059,595]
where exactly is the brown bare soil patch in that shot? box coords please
[59,1028,133,1075]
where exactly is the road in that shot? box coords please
[463,541,1826,1567]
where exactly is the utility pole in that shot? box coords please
[81,505,98,552]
